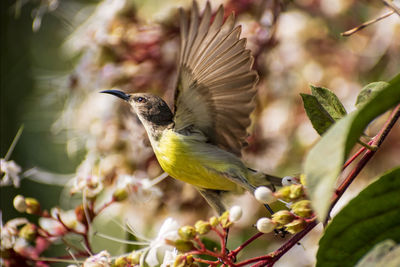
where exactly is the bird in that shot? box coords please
[101,1,282,215]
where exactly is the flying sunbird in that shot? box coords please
[101,1,282,214]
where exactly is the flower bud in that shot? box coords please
[174,254,194,267]
[275,186,291,201]
[219,211,232,228]
[271,210,295,225]
[229,206,243,222]
[291,200,313,218]
[194,220,211,235]
[254,186,277,204]
[127,251,141,265]
[256,217,277,233]
[300,174,306,185]
[178,226,196,240]
[114,256,128,267]
[19,223,37,241]
[209,216,219,227]
[285,219,306,234]
[13,195,27,213]
[112,188,128,202]
[174,239,195,252]
[25,198,41,215]
[289,184,304,199]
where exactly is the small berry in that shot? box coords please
[254,186,277,204]
[256,217,277,233]
[13,195,27,213]
[229,205,243,222]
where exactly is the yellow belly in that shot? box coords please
[153,130,241,191]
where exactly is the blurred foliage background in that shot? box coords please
[1,0,400,265]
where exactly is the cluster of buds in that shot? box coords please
[0,217,50,264]
[172,254,197,267]
[113,251,141,267]
[161,207,242,266]
[254,175,315,234]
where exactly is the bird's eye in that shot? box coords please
[136,97,146,103]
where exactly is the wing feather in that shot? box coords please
[173,2,259,156]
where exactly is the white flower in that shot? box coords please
[144,218,179,267]
[1,218,28,249]
[39,208,85,241]
[71,174,103,197]
[13,237,30,255]
[83,250,111,267]
[116,174,162,202]
[254,186,277,204]
[71,157,103,197]
[1,159,22,187]
[161,248,178,267]
[64,0,131,53]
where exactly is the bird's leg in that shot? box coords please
[264,203,275,215]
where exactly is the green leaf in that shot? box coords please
[355,240,400,267]
[304,74,400,221]
[310,85,347,120]
[301,93,335,135]
[316,167,400,267]
[356,82,390,109]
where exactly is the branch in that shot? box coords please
[247,221,318,267]
[245,104,399,266]
[381,0,400,16]
[341,10,394,36]
[326,104,400,224]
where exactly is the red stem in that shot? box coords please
[247,221,318,267]
[342,146,366,169]
[193,257,219,265]
[230,232,264,257]
[95,199,115,214]
[56,214,93,254]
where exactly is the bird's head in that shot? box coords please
[101,90,174,131]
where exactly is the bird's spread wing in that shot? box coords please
[173,1,259,156]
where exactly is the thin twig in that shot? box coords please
[4,125,24,160]
[95,199,115,214]
[382,0,400,16]
[341,10,394,36]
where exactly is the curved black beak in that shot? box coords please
[100,90,130,101]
